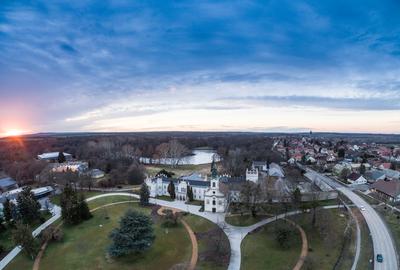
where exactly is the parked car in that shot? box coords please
[359,205,366,211]
[377,254,383,263]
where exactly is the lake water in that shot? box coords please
[140,148,220,165]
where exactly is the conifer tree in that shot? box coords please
[16,187,41,224]
[12,222,39,259]
[3,198,13,224]
[58,151,66,163]
[140,182,150,206]
[167,180,176,199]
[108,209,155,257]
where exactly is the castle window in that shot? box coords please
[212,182,216,187]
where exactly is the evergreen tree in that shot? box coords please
[78,193,92,221]
[108,209,155,257]
[292,188,302,207]
[187,186,194,202]
[60,185,92,225]
[12,222,39,259]
[3,198,13,224]
[167,180,176,199]
[360,164,366,175]
[58,151,66,163]
[140,182,150,206]
[16,187,41,224]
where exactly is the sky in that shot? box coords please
[1,0,400,136]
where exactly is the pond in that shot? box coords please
[140,148,220,165]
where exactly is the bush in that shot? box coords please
[274,222,295,249]
[162,209,178,227]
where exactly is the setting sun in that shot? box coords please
[3,129,23,137]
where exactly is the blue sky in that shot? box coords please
[1,0,400,135]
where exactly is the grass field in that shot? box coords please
[50,191,104,205]
[5,195,224,270]
[183,214,230,270]
[225,214,270,227]
[290,208,349,270]
[241,219,301,270]
[40,203,191,270]
[355,208,374,270]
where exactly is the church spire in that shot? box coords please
[211,155,218,179]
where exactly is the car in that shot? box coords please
[377,254,383,263]
[359,205,366,211]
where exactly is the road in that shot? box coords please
[305,167,398,270]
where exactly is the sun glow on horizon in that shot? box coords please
[3,129,24,137]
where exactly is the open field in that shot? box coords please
[290,208,350,270]
[5,195,224,270]
[355,208,374,270]
[183,214,230,270]
[241,219,301,270]
[225,214,271,227]
[50,191,104,205]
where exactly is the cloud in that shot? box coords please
[223,95,400,111]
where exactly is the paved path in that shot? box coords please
[305,167,398,270]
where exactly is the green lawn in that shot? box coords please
[290,208,349,270]
[355,209,374,270]
[155,195,174,201]
[241,219,301,270]
[39,203,191,270]
[50,191,104,205]
[183,214,230,270]
[225,214,270,227]
[87,194,136,209]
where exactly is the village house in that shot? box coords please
[347,172,368,185]
[371,180,400,202]
[50,161,89,173]
[0,176,18,193]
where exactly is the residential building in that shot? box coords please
[347,172,368,185]
[371,180,400,202]
[0,177,18,193]
[90,169,105,179]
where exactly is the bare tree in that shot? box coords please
[167,140,189,167]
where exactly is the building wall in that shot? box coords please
[246,168,258,183]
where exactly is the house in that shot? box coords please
[246,168,259,183]
[219,176,246,202]
[383,169,400,180]
[268,163,285,178]
[365,170,386,183]
[347,173,368,185]
[379,163,392,170]
[371,180,400,202]
[90,169,105,179]
[51,161,88,173]
[204,177,227,213]
[252,161,268,172]
[38,152,72,162]
[0,177,18,193]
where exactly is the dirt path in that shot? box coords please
[157,206,198,270]
[284,219,308,270]
[32,200,138,270]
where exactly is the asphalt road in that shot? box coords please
[305,168,398,270]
